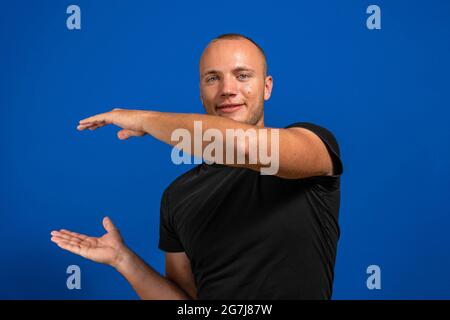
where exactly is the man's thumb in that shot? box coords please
[117,129,145,140]
[103,216,118,234]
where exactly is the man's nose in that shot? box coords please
[220,75,238,97]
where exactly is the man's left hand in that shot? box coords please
[77,108,148,140]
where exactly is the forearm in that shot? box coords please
[141,111,278,169]
[114,247,192,300]
[142,111,254,148]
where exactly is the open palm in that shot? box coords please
[50,217,126,267]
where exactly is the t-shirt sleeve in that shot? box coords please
[285,122,344,177]
[158,188,185,252]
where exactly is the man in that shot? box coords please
[50,34,344,300]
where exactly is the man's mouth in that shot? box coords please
[216,103,244,114]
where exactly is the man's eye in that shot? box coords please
[238,74,250,80]
[206,76,218,82]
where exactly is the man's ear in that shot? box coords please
[264,75,273,101]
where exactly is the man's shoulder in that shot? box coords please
[285,122,341,155]
[285,121,343,177]
[285,121,337,139]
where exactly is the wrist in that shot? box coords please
[141,110,158,133]
[112,246,135,273]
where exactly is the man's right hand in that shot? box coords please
[51,216,193,299]
[50,217,128,269]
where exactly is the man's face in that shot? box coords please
[199,39,273,126]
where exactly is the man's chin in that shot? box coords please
[217,113,246,123]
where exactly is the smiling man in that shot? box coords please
[201,36,269,125]
[50,33,344,300]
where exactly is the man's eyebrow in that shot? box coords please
[202,69,220,77]
[202,66,256,77]
[232,66,255,73]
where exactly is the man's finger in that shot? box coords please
[88,122,107,131]
[51,232,82,244]
[78,120,106,127]
[58,229,89,241]
[77,124,91,131]
[77,123,98,130]
[54,240,82,256]
[79,112,112,125]
[79,116,102,124]
[52,230,84,242]
[51,236,83,248]
[117,130,129,140]
[51,236,80,249]
[102,216,119,235]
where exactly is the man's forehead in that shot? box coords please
[199,39,264,72]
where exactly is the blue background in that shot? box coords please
[1,0,449,299]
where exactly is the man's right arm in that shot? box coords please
[164,252,198,300]
[50,217,193,300]
[114,247,193,300]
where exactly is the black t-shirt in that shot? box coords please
[158,122,344,300]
